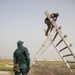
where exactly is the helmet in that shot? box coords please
[17,40,24,45]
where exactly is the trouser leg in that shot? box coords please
[50,25,54,32]
[20,69,27,75]
[15,72,20,75]
[22,72,27,75]
[45,27,50,36]
[45,20,51,36]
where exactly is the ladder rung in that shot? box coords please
[56,39,63,46]
[52,31,58,41]
[63,54,73,57]
[59,46,67,52]
[56,35,67,47]
[67,61,75,63]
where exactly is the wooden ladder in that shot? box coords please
[31,27,56,64]
[44,10,75,74]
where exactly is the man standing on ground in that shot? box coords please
[13,40,30,75]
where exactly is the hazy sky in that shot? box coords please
[0,0,75,60]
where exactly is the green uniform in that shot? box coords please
[13,40,30,75]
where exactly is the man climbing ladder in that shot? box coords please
[45,13,59,36]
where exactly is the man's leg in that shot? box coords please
[45,27,50,36]
[15,72,20,75]
[22,72,27,75]
[20,69,27,75]
[45,23,51,36]
[50,25,54,32]
[45,20,51,36]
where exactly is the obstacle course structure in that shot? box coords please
[31,10,75,74]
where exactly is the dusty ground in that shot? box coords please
[0,71,12,75]
[0,64,75,75]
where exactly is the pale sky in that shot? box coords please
[0,0,75,60]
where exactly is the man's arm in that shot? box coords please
[13,52,17,64]
[24,47,30,67]
[24,47,30,73]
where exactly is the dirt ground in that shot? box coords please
[0,71,12,75]
[0,64,75,75]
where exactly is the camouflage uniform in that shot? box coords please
[13,40,30,75]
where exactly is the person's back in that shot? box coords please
[13,40,30,75]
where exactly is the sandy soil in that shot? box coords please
[0,71,13,75]
[0,64,74,75]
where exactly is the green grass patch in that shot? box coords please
[35,61,65,66]
[0,67,13,71]
[0,59,13,71]
[0,59,13,66]
[0,59,75,74]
